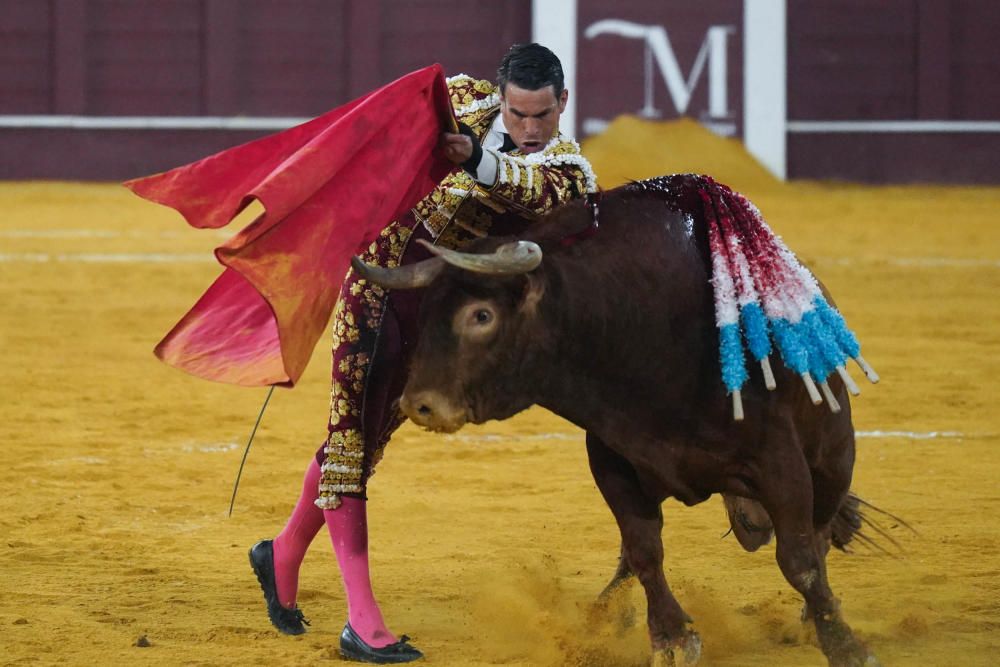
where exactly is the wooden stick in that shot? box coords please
[732,390,745,421]
[853,355,880,384]
[229,386,275,517]
[835,365,861,396]
[760,356,777,390]
[819,381,842,413]
[800,372,822,405]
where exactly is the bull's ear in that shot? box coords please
[519,272,545,315]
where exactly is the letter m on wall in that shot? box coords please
[584,19,734,121]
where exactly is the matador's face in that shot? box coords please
[500,83,569,154]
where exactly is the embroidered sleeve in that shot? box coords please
[486,136,598,216]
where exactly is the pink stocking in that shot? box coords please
[325,496,397,648]
[271,457,325,608]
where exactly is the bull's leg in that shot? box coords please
[586,434,701,666]
[756,442,878,667]
[597,541,634,601]
[590,541,638,634]
[800,464,851,623]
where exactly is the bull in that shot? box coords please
[353,175,884,667]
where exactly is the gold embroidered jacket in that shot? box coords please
[414,74,597,248]
[314,75,597,510]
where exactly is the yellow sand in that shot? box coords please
[1,118,998,666]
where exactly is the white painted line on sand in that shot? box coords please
[0,229,120,239]
[0,253,51,262]
[444,432,584,444]
[0,229,234,239]
[855,430,968,440]
[182,443,240,453]
[0,229,206,239]
[0,252,214,263]
[816,256,1000,269]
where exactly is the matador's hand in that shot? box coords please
[440,132,474,164]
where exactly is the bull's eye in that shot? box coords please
[454,302,499,338]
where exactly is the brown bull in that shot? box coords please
[353,176,883,667]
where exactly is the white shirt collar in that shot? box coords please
[482,112,508,151]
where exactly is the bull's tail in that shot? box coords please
[831,492,915,555]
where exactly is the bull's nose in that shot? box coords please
[399,390,432,419]
[400,389,466,432]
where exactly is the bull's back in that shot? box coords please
[528,191,721,432]
[531,186,856,474]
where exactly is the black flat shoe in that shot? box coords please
[339,622,423,663]
[248,540,310,635]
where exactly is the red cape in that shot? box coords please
[125,65,457,387]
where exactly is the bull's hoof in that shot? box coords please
[651,631,702,667]
[829,652,881,667]
[815,613,880,667]
[592,599,637,633]
[596,572,635,603]
[826,642,881,667]
[589,577,637,633]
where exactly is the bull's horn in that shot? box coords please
[350,255,445,290]
[416,238,542,274]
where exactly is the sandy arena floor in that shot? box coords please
[1,120,999,666]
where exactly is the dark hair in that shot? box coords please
[497,43,565,96]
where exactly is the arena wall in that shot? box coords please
[785,0,1000,183]
[0,0,531,180]
[0,0,997,183]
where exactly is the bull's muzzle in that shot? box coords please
[400,389,468,433]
